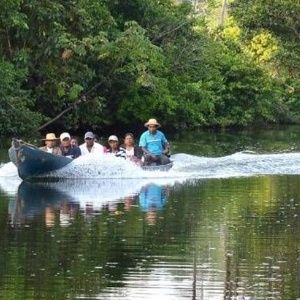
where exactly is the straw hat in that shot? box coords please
[144,118,161,127]
[42,133,59,141]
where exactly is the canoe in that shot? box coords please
[9,139,72,181]
[8,139,173,180]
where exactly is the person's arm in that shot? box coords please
[134,146,144,159]
[139,133,157,159]
[56,147,63,156]
[141,147,158,161]
[73,146,81,158]
[163,143,170,155]
[139,134,151,156]
[161,133,170,155]
[141,147,152,156]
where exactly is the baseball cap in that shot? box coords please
[84,131,94,139]
[108,135,118,142]
[60,132,71,141]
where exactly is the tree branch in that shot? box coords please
[6,28,13,56]
[37,59,120,131]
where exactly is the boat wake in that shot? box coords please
[1,151,300,217]
[1,151,300,181]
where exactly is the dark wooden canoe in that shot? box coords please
[8,139,173,180]
[9,139,72,181]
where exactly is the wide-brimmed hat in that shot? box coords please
[144,118,161,127]
[42,133,59,141]
[108,135,119,142]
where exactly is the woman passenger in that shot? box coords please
[105,135,126,158]
[121,133,143,165]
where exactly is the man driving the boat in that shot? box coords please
[139,118,171,166]
[40,133,62,155]
[59,132,81,159]
[79,131,104,155]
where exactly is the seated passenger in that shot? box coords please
[139,119,171,166]
[105,135,126,158]
[79,131,104,155]
[59,132,81,158]
[40,133,62,155]
[120,133,143,164]
[70,137,79,147]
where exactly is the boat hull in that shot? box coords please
[141,162,173,171]
[9,140,72,181]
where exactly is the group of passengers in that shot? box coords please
[39,119,171,166]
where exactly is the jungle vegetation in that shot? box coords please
[0,0,299,136]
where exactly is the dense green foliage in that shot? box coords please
[231,0,300,121]
[0,0,299,136]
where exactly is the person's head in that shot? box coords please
[45,207,55,227]
[124,196,135,211]
[60,132,71,148]
[124,133,135,147]
[70,137,78,147]
[108,135,119,150]
[146,210,158,225]
[84,131,95,147]
[43,133,59,148]
[144,118,161,134]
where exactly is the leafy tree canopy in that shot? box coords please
[0,0,298,136]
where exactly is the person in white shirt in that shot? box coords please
[79,131,104,155]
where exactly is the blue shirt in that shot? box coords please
[60,145,81,159]
[139,184,166,212]
[139,130,168,156]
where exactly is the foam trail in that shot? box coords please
[172,152,300,178]
[45,154,189,179]
[0,162,20,195]
[0,162,18,177]
[2,151,300,181]
[2,151,300,211]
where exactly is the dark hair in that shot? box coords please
[124,133,134,139]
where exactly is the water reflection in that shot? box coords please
[8,180,171,228]
[139,184,168,225]
[9,182,75,227]
[1,176,300,299]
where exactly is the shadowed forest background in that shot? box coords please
[0,0,299,137]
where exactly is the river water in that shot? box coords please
[1,127,300,299]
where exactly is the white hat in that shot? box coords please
[108,135,118,142]
[60,132,71,141]
[84,131,94,139]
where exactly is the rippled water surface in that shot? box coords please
[1,127,300,299]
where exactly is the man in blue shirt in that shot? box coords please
[139,118,171,165]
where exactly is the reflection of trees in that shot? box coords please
[1,176,300,298]
[203,176,300,299]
